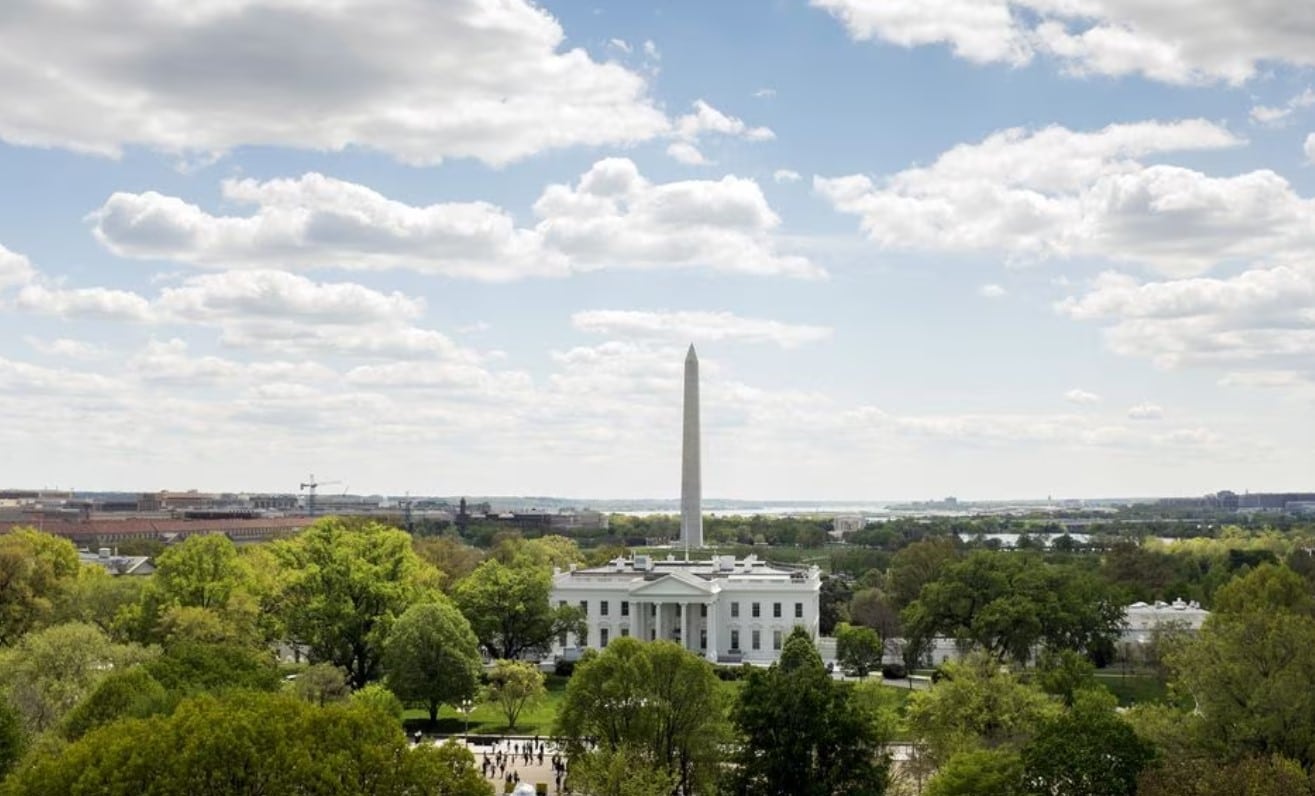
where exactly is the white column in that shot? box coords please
[682,601,692,651]
[705,601,719,662]
[630,599,640,638]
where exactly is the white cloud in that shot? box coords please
[666,142,708,165]
[1058,263,1315,375]
[128,339,336,386]
[92,165,820,281]
[0,0,669,165]
[1305,133,1315,164]
[15,284,154,322]
[979,283,1007,299]
[773,169,802,184]
[643,40,660,60]
[813,0,1315,85]
[1064,388,1102,405]
[571,310,834,349]
[1128,402,1165,420]
[23,337,107,360]
[155,270,423,326]
[1249,88,1315,126]
[816,120,1315,277]
[753,88,777,99]
[675,100,775,142]
[608,38,632,53]
[0,244,36,290]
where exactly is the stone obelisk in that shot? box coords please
[681,344,703,552]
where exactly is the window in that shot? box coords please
[558,631,567,647]
[700,629,707,649]
[700,604,707,618]
[795,602,803,619]
[621,627,630,637]
[773,602,782,618]
[752,602,761,618]
[773,630,782,650]
[558,600,566,608]
[579,600,588,616]
[730,630,740,650]
[752,630,761,650]
[731,602,740,618]
[600,600,609,616]
[650,603,657,616]
[621,601,630,617]
[600,628,609,647]
[650,629,656,641]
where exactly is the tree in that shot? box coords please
[61,666,169,740]
[51,567,145,643]
[412,535,484,591]
[485,659,545,731]
[905,652,1058,766]
[1034,648,1094,706]
[0,622,153,732]
[902,552,1123,666]
[1020,689,1155,796]
[728,628,888,795]
[850,587,900,642]
[274,518,440,688]
[835,622,883,677]
[382,600,481,724]
[927,749,1024,796]
[453,558,582,660]
[567,747,679,796]
[888,537,958,609]
[1137,755,1313,796]
[0,528,81,645]
[152,534,246,611]
[818,575,852,636]
[557,638,727,795]
[0,694,23,781]
[143,641,282,695]
[291,663,350,707]
[350,683,404,723]
[2,691,492,796]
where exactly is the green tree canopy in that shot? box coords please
[0,622,154,733]
[1020,689,1155,796]
[2,691,492,796]
[485,659,545,731]
[60,666,169,741]
[382,599,481,724]
[835,622,883,677]
[1137,755,1313,796]
[728,627,889,796]
[905,652,1058,766]
[273,518,440,688]
[926,749,1023,796]
[453,558,582,660]
[557,637,726,795]
[902,552,1123,666]
[0,529,81,646]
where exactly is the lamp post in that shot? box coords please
[458,698,474,743]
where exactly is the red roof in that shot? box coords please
[0,516,311,539]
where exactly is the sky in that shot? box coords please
[2,0,1315,501]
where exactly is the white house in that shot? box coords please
[550,554,821,664]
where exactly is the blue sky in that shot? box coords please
[3,0,1315,500]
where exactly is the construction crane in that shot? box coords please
[299,473,342,517]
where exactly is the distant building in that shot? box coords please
[832,515,865,536]
[550,554,821,665]
[78,548,154,576]
[1120,598,1208,644]
[138,491,217,512]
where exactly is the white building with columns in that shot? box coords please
[550,553,821,664]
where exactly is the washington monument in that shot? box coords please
[681,344,703,550]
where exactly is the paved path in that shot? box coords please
[430,737,567,794]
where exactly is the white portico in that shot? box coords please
[550,554,821,664]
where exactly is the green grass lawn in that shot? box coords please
[403,675,569,736]
[1093,672,1171,707]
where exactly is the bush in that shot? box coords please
[554,660,576,678]
[881,663,907,680]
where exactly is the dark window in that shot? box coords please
[773,630,782,650]
[731,602,740,618]
[700,604,707,618]
[621,627,630,637]
[730,630,740,650]
[621,601,629,617]
[795,602,803,619]
[773,602,782,618]
[700,629,707,648]
[600,600,609,616]
[752,630,761,650]
[752,602,761,618]
[600,628,609,647]
[579,600,588,616]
